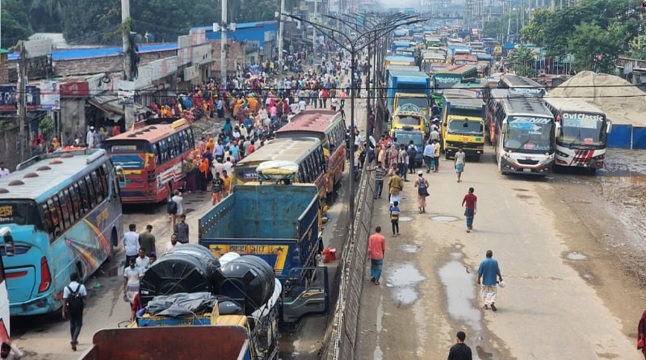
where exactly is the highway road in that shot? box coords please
[358,149,646,359]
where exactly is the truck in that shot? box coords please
[198,183,329,330]
[79,325,254,360]
[392,128,425,166]
[441,90,486,160]
[386,70,431,114]
[84,246,285,360]
[391,103,428,138]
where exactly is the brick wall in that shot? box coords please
[210,40,245,75]
[54,50,177,76]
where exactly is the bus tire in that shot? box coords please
[108,228,118,262]
[76,262,85,282]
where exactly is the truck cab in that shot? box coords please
[441,94,486,160]
[391,103,428,137]
[392,129,425,166]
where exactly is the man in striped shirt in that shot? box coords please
[367,161,387,199]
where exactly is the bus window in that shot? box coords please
[154,143,162,165]
[77,179,91,213]
[63,189,77,223]
[85,175,97,207]
[40,203,55,242]
[68,186,81,221]
[90,172,105,203]
[57,192,72,230]
[49,196,64,234]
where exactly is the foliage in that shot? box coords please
[520,0,642,72]
[1,0,33,48]
[39,116,56,137]
[482,13,519,41]
[508,46,536,76]
[0,0,280,47]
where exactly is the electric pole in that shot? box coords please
[221,0,228,84]
[17,44,26,162]
[313,0,317,61]
[278,0,286,75]
[121,0,135,129]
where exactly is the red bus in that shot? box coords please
[101,119,195,204]
[276,110,346,203]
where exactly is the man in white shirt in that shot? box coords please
[0,162,10,178]
[423,141,435,173]
[223,157,234,174]
[62,272,87,351]
[298,99,306,112]
[165,233,181,253]
[123,224,140,265]
[86,126,95,149]
[135,248,150,271]
[170,190,184,218]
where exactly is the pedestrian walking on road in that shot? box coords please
[637,309,646,359]
[175,214,189,244]
[123,224,139,266]
[423,140,434,173]
[367,161,386,199]
[62,272,87,351]
[477,250,503,312]
[448,331,473,360]
[388,170,404,206]
[462,187,477,233]
[455,147,466,182]
[414,171,429,213]
[390,202,400,236]
[138,225,155,256]
[433,139,441,172]
[368,226,386,285]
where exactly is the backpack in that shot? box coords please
[418,179,428,196]
[167,199,178,215]
[66,285,84,314]
[408,146,417,159]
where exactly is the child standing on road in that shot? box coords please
[390,201,400,237]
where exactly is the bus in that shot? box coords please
[233,138,328,201]
[498,74,545,98]
[101,118,195,204]
[543,97,612,169]
[276,110,346,199]
[0,232,9,341]
[0,149,123,316]
[432,65,478,90]
[486,89,558,175]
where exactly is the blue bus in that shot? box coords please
[0,149,123,316]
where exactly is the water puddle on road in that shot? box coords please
[432,215,459,222]
[385,263,425,306]
[565,251,588,261]
[400,244,422,253]
[399,216,413,222]
[438,253,482,332]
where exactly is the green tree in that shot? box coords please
[508,46,535,76]
[1,0,33,48]
[568,22,626,73]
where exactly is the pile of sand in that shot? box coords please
[548,71,646,125]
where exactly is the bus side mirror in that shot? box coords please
[555,122,562,138]
[606,121,612,134]
[501,123,508,133]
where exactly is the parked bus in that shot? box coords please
[0,149,123,315]
[0,233,9,341]
[432,65,478,90]
[233,138,328,201]
[497,74,545,98]
[543,97,612,169]
[276,110,346,199]
[101,118,195,204]
[486,89,557,175]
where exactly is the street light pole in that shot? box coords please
[278,0,286,75]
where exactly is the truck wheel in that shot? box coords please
[445,152,450,160]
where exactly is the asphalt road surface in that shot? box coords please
[358,148,646,359]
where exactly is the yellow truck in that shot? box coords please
[391,103,428,137]
[393,93,431,126]
[441,92,485,160]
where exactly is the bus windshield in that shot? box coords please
[449,108,482,119]
[395,132,424,145]
[395,116,422,126]
[434,75,462,89]
[397,97,428,109]
[504,116,553,152]
[448,120,484,135]
[0,201,43,228]
[559,113,606,147]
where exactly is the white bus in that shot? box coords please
[543,97,612,170]
[486,89,558,176]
